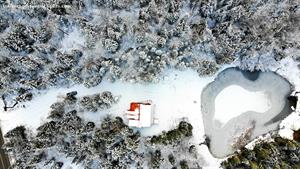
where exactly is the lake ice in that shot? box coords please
[201,68,292,158]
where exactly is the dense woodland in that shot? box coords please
[0,0,300,168]
[0,0,299,104]
[222,137,300,169]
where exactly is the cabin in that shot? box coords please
[126,101,157,128]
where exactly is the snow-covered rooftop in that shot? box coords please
[127,102,154,128]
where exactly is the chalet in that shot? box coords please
[126,101,157,128]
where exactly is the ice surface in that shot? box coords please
[201,68,291,158]
[215,85,271,125]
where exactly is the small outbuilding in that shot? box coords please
[126,100,157,128]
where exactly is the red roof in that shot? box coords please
[128,102,151,111]
[129,102,140,111]
[126,101,154,128]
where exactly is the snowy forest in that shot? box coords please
[3,92,199,169]
[0,0,299,103]
[0,0,300,168]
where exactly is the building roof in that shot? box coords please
[126,102,153,128]
[139,104,152,127]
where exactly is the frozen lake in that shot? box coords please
[201,68,292,158]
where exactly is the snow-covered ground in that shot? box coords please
[0,67,225,168]
[59,27,86,53]
[278,107,300,139]
[1,57,300,168]
[274,57,300,139]
[276,57,300,90]
[0,69,212,136]
[215,85,271,125]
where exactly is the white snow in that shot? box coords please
[238,52,279,72]
[198,145,223,168]
[278,111,300,139]
[0,89,71,133]
[276,57,300,90]
[275,57,300,139]
[0,68,223,168]
[214,85,271,124]
[1,56,300,168]
[60,27,86,53]
[9,69,211,139]
[44,149,84,169]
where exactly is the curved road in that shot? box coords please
[0,129,10,169]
